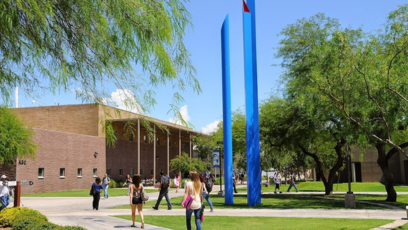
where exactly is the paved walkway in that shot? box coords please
[16,187,408,230]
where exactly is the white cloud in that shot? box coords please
[169,105,191,125]
[201,120,221,134]
[110,89,144,115]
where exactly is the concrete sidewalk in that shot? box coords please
[17,188,408,230]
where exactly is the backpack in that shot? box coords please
[162,176,169,189]
[205,181,212,193]
[89,184,95,196]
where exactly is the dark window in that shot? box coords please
[60,168,65,178]
[144,136,147,143]
[157,138,160,146]
[38,168,44,178]
[140,169,143,175]
[130,168,134,176]
[77,168,82,177]
[107,169,111,176]
[93,168,97,177]
[129,134,134,142]
[151,169,153,175]
[119,169,123,176]
[114,131,117,137]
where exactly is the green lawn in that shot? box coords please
[331,194,408,209]
[21,188,157,197]
[114,215,392,230]
[238,182,408,193]
[111,194,385,210]
[395,223,408,229]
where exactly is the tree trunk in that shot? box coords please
[376,143,397,202]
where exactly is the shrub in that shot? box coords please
[0,207,48,227]
[109,179,118,188]
[25,221,58,230]
[12,216,46,230]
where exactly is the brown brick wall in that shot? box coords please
[13,105,100,137]
[16,129,106,194]
[0,165,16,181]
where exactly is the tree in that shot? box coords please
[170,152,210,175]
[0,107,37,166]
[259,96,354,195]
[0,0,200,144]
[276,9,408,201]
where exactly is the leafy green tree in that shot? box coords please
[0,0,200,144]
[0,107,37,166]
[259,97,353,195]
[170,152,210,175]
[276,8,408,201]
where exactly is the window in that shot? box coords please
[114,131,117,137]
[129,134,134,142]
[119,169,123,176]
[130,168,134,176]
[140,169,143,175]
[38,168,44,178]
[107,169,111,176]
[157,138,160,146]
[151,169,153,175]
[144,135,147,143]
[169,141,171,147]
[60,168,65,178]
[93,168,97,177]
[77,168,82,177]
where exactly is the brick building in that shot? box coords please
[2,104,197,194]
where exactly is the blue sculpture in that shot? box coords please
[221,15,233,205]
[243,0,261,206]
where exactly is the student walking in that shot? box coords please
[174,173,180,193]
[102,174,110,199]
[125,174,132,196]
[232,173,238,193]
[287,171,299,192]
[182,171,203,230]
[91,177,104,210]
[274,171,282,194]
[0,175,10,211]
[152,172,172,210]
[200,174,214,212]
[130,175,145,228]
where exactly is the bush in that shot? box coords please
[109,179,119,188]
[13,216,46,230]
[0,207,48,227]
[25,221,58,230]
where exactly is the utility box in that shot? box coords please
[345,193,356,208]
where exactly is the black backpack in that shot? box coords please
[162,176,169,189]
[205,181,212,193]
[89,185,95,196]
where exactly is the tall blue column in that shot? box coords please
[243,0,261,206]
[221,15,233,205]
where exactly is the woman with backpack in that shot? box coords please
[91,177,104,210]
[200,174,214,212]
[129,174,145,228]
[182,171,203,230]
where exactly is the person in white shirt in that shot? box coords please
[0,175,10,211]
[273,171,282,194]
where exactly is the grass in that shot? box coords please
[395,223,408,229]
[111,194,385,210]
[331,194,408,209]
[21,188,157,197]
[114,215,392,230]
[237,182,408,193]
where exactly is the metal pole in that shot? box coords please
[347,142,352,194]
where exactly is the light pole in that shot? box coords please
[345,141,356,208]
[31,100,40,107]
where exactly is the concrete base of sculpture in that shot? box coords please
[345,192,356,208]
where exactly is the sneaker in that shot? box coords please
[274,191,277,194]
[167,208,172,210]
[152,207,158,210]
[279,191,282,194]
[296,190,299,193]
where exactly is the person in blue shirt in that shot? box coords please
[92,177,104,210]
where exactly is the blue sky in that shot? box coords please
[16,0,408,134]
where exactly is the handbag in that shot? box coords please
[183,195,194,209]
[197,204,205,222]
[141,189,149,201]
[89,185,95,196]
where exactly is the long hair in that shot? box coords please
[176,173,179,178]
[189,171,201,192]
[133,175,140,188]
[199,174,206,183]
[95,177,101,184]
